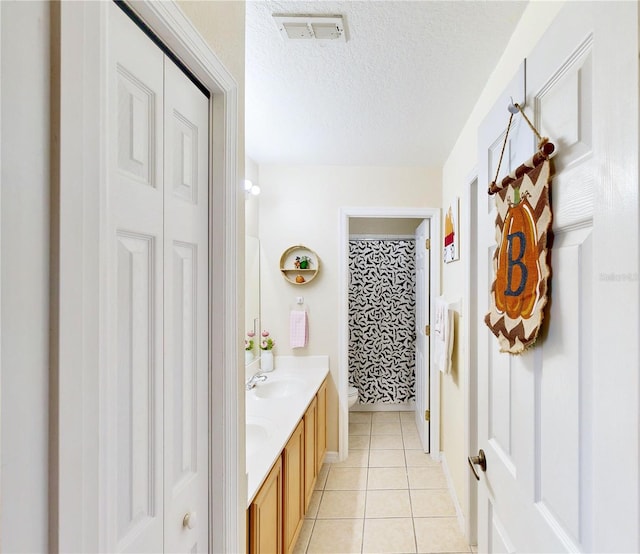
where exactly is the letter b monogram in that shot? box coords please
[505,231,527,296]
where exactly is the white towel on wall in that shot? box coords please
[290,310,308,349]
[434,295,454,374]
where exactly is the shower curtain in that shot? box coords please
[348,239,416,404]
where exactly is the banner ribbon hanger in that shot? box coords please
[488,101,555,195]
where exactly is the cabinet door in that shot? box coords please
[303,397,318,510]
[283,421,304,554]
[249,458,282,554]
[316,380,327,475]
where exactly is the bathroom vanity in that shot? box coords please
[245,359,328,554]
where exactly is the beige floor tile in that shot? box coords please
[401,422,420,435]
[317,490,366,519]
[401,425,421,437]
[365,489,412,518]
[306,490,323,518]
[372,421,403,435]
[333,448,370,468]
[400,411,415,422]
[401,417,419,429]
[407,467,448,489]
[349,435,371,450]
[350,422,371,436]
[414,517,470,553]
[372,411,401,423]
[369,449,406,468]
[410,489,456,517]
[371,434,404,450]
[404,450,440,467]
[471,545,478,553]
[402,433,424,450]
[306,518,364,554]
[325,467,368,490]
[292,518,315,554]
[362,518,417,553]
[349,411,373,424]
[368,467,409,490]
[315,464,330,490]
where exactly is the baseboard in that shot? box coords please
[323,450,339,464]
[440,451,466,535]
[350,400,415,412]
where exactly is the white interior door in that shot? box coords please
[108,6,164,551]
[107,4,209,552]
[476,3,638,552]
[163,57,209,553]
[414,220,430,451]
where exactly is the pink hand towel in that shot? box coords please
[290,310,308,349]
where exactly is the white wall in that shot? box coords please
[439,0,564,533]
[1,2,51,551]
[258,165,441,451]
[350,217,424,236]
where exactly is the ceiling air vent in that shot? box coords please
[273,15,346,42]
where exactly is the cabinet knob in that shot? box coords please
[183,511,197,530]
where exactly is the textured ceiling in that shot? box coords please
[246,0,528,167]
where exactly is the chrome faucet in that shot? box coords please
[246,372,268,390]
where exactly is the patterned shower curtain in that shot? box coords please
[348,239,416,404]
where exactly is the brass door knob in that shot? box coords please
[467,449,487,481]
[183,511,197,530]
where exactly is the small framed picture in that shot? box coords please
[443,197,460,263]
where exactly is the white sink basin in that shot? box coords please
[246,417,272,457]
[252,379,307,400]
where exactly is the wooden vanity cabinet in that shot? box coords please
[316,379,327,474]
[248,457,282,554]
[248,378,329,553]
[283,420,305,554]
[303,396,318,510]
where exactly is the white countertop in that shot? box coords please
[246,356,329,505]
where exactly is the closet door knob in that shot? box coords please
[183,511,197,529]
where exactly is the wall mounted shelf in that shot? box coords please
[279,245,319,285]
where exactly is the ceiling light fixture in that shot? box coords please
[273,14,346,42]
[244,179,261,196]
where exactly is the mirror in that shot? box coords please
[245,235,260,364]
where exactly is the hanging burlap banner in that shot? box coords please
[485,140,555,354]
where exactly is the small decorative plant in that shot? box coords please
[260,330,275,350]
[299,255,311,269]
[245,330,255,351]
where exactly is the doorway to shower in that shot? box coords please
[338,208,441,462]
[348,223,420,409]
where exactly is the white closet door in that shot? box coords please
[107,4,165,552]
[163,57,209,553]
[107,3,210,552]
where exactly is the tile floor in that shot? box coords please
[293,411,475,554]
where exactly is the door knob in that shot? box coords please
[183,511,197,529]
[467,449,487,481]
